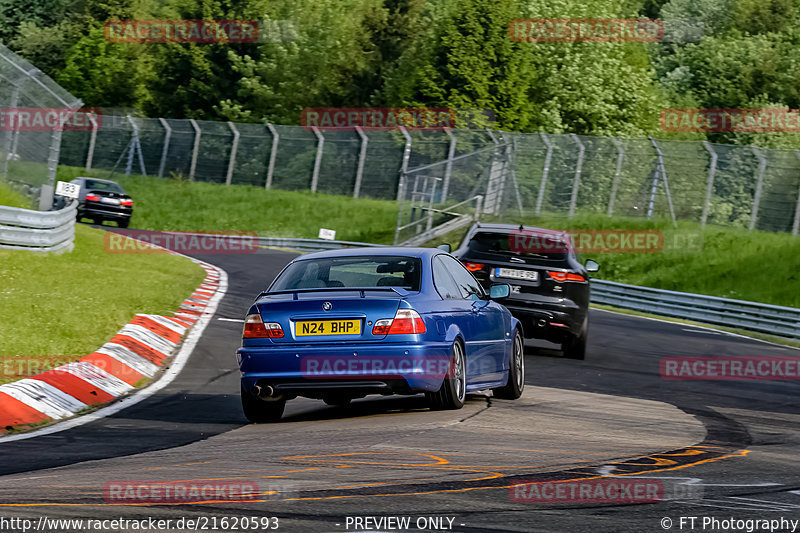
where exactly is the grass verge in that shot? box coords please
[0,223,205,383]
[54,168,400,244]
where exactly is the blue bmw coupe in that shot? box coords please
[236,247,524,422]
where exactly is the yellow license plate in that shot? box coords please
[296,319,361,336]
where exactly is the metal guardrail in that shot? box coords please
[590,279,800,340]
[253,236,384,252]
[0,202,76,252]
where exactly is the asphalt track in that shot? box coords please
[1,248,799,533]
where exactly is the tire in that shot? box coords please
[562,317,588,360]
[493,329,524,400]
[426,340,466,410]
[241,385,285,423]
[118,218,130,229]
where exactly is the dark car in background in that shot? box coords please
[71,177,133,228]
[452,223,598,360]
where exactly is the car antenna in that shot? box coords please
[519,224,524,230]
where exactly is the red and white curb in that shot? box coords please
[0,256,227,439]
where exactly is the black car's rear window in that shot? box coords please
[467,231,571,262]
[270,256,422,291]
[83,180,125,194]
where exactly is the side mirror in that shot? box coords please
[585,259,599,272]
[490,283,511,299]
[437,243,452,253]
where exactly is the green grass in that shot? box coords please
[54,168,401,243]
[0,181,31,208]
[0,224,205,374]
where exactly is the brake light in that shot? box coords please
[463,262,484,272]
[372,309,426,335]
[120,199,133,206]
[85,194,100,201]
[243,314,284,338]
[548,271,585,282]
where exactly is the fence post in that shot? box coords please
[485,129,505,215]
[40,129,62,210]
[794,152,800,236]
[125,115,135,177]
[225,121,239,186]
[353,126,368,198]
[125,115,146,177]
[608,137,623,216]
[85,113,99,173]
[749,146,766,231]
[569,133,585,218]
[442,127,456,203]
[536,133,552,215]
[505,132,524,217]
[648,137,677,227]
[393,127,413,245]
[0,87,19,180]
[265,123,279,190]
[701,141,718,228]
[157,118,171,179]
[310,126,324,192]
[188,119,201,181]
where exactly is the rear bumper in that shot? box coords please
[504,300,584,340]
[79,206,131,220]
[237,341,452,395]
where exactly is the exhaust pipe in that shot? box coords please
[252,384,276,400]
[537,319,547,328]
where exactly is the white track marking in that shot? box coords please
[95,342,159,377]
[58,362,133,397]
[0,379,86,419]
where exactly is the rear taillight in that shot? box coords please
[243,314,284,338]
[120,199,133,206]
[85,194,100,201]
[463,262,484,272]
[548,271,585,282]
[372,309,426,335]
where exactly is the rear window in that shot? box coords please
[270,256,422,291]
[467,231,572,262]
[84,180,125,194]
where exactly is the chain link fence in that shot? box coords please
[0,44,83,209]
[58,114,800,237]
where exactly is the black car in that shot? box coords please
[451,223,599,360]
[71,177,133,228]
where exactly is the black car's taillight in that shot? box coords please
[548,271,585,282]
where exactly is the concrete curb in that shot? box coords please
[0,256,223,433]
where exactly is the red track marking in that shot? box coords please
[79,354,144,386]
[32,371,115,405]
[0,392,50,426]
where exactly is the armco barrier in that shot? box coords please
[263,236,800,340]
[0,202,77,253]
[591,279,800,340]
